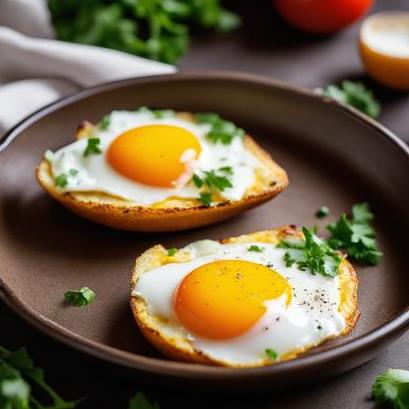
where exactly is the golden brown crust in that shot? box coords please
[35,113,288,232]
[130,227,360,367]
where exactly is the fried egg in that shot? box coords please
[44,109,261,205]
[130,228,359,367]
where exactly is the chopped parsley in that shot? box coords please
[64,287,96,307]
[128,392,159,409]
[198,192,212,206]
[265,349,278,360]
[248,245,264,252]
[54,168,78,188]
[83,137,102,157]
[54,173,68,188]
[0,346,78,409]
[323,81,381,119]
[194,112,244,144]
[98,115,110,130]
[326,203,382,265]
[167,247,178,256]
[193,168,233,192]
[193,167,233,206]
[316,206,330,219]
[372,369,409,409]
[279,227,342,278]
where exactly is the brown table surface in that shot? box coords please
[1,1,409,408]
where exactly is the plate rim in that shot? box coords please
[1,70,409,379]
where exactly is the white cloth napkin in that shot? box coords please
[0,0,176,136]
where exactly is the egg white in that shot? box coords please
[45,110,259,205]
[133,240,346,366]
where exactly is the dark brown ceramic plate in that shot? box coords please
[0,72,408,391]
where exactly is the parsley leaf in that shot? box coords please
[193,169,233,192]
[278,227,342,278]
[195,113,244,144]
[326,203,382,265]
[48,1,240,64]
[248,245,264,252]
[265,349,278,360]
[0,346,77,409]
[198,192,212,206]
[193,168,233,205]
[54,169,78,188]
[99,115,111,130]
[192,174,204,188]
[55,173,68,188]
[128,392,159,409]
[64,287,96,307]
[316,206,330,219]
[167,247,177,256]
[324,81,381,119]
[372,369,409,409]
[83,137,102,157]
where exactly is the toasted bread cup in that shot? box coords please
[130,226,360,367]
[36,113,288,232]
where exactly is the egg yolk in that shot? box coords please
[107,125,201,187]
[174,260,292,340]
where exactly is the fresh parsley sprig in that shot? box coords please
[326,203,383,265]
[0,346,78,409]
[193,167,233,206]
[323,81,381,119]
[64,287,96,307]
[48,0,240,64]
[372,369,409,409]
[195,113,244,144]
[279,227,342,278]
[83,138,102,157]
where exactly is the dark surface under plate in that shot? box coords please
[0,73,409,395]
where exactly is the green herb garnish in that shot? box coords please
[195,113,244,144]
[316,206,330,219]
[99,115,110,130]
[54,169,78,188]
[279,227,342,278]
[265,349,278,360]
[128,392,159,409]
[48,1,240,64]
[0,346,78,409]
[323,81,381,118]
[198,192,212,206]
[167,247,177,256]
[55,173,68,188]
[193,169,233,192]
[83,137,102,157]
[372,369,409,409]
[326,203,382,265]
[64,287,96,307]
[248,245,264,252]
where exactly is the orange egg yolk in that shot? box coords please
[107,125,201,187]
[174,260,292,340]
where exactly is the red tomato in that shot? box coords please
[275,0,373,34]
